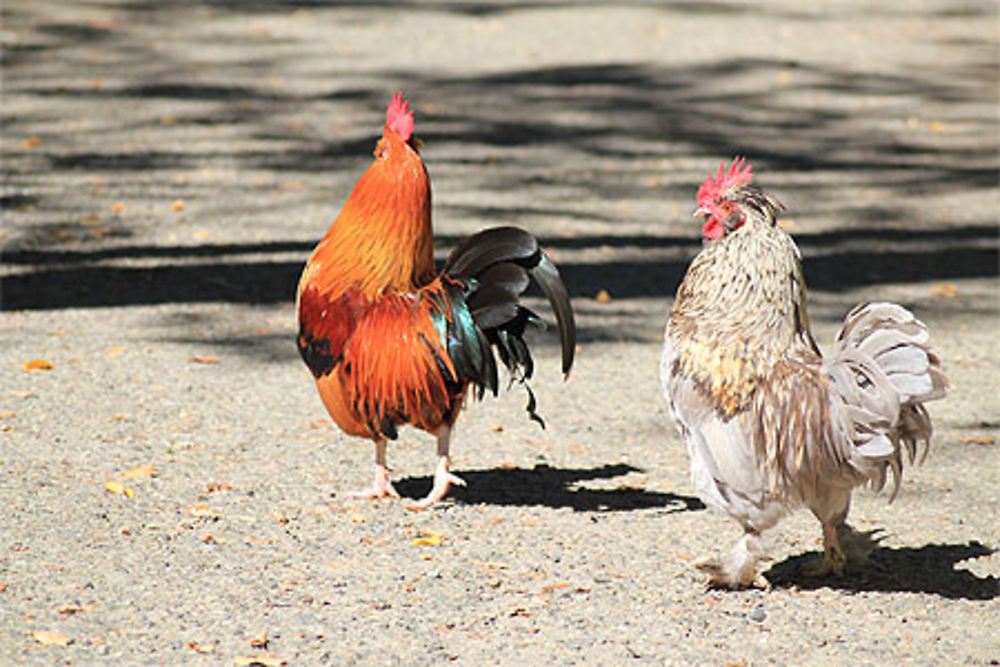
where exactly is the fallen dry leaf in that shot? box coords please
[250,632,269,649]
[509,607,532,617]
[186,641,214,654]
[189,503,215,518]
[121,463,156,479]
[595,289,612,304]
[411,530,444,547]
[189,356,220,364]
[931,283,958,298]
[105,346,127,357]
[104,480,135,498]
[194,230,210,240]
[206,482,232,493]
[110,202,126,213]
[959,434,996,445]
[30,630,70,646]
[235,654,287,666]
[540,582,570,594]
[0,583,8,594]
[22,137,44,150]
[57,604,89,616]
[0,411,14,419]
[24,359,53,372]
[170,199,186,212]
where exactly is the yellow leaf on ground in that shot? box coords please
[189,356,220,364]
[110,202,126,213]
[540,582,570,594]
[931,283,958,298]
[959,434,996,445]
[189,503,215,518]
[170,200,186,212]
[411,530,443,547]
[104,481,125,495]
[30,630,69,646]
[186,641,214,654]
[595,289,612,304]
[121,463,156,479]
[24,359,53,372]
[22,137,44,150]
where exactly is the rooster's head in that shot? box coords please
[374,92,423,164]
[694,156,757,241]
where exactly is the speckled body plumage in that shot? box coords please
[661,160,947,587]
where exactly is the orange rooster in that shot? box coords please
[296,93,575,510]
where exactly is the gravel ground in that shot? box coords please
[2,1,998,664]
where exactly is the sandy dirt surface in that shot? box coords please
[2,1,998,664]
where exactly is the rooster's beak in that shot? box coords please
[692,207,710,218]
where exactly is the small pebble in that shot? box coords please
[750,606,767,623]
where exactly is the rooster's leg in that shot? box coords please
[348,439,400,499]
[406,425,466,511]
[696,528,767,589]
[802,517,848,577]
[804,519,882,578]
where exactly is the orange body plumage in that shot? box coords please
[296,94,575,508]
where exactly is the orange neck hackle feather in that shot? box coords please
[302,120,434,301]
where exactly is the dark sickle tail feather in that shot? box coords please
[442,226,576,424]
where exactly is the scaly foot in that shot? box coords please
[695,532,766,589]
[348,464,400,500]
[406,456,465,511]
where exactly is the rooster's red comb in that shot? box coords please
[385,92,414,142]
[697,156,754,205]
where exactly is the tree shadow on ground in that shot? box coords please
[3,3,996,329]
[3,223,996,311]
[764,541,999,601]
[392,462,706,512]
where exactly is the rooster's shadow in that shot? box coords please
[764,541,999,601]
[395,462,705,513]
